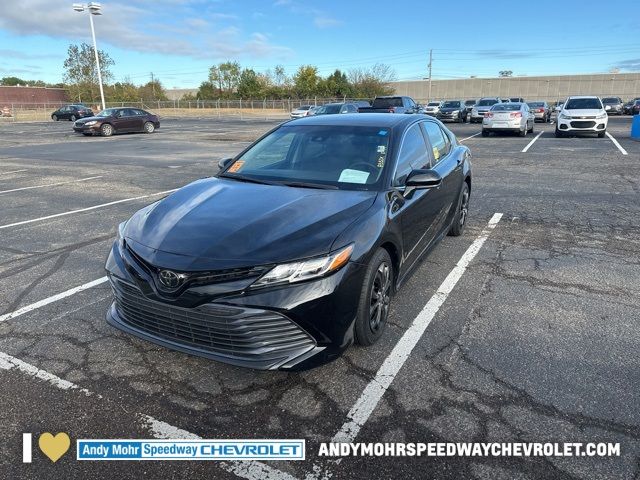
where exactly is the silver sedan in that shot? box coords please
[482,102,535,137]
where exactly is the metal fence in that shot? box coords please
[0,98,373,123]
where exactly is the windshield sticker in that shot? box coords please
[378,130,388,136]
[376,155,385,168]
[339,169,370,184]
[228,160,244,173]
[432,147,440,160]
[377,145,386,153]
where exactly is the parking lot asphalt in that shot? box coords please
[0,115,639,479]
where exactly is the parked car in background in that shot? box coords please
[358,96,422,114]
[602,97,623,115]
[554,101,564,114]
[631,100,640,116]
[509,97,525,103]
[622,98,640,115]
[423,101,442,116]
[290,105,314,118]
[527,101,551,122]
[352,100,371,109]
[312,103,359,115]
[437,100,467,122]
[51,104,93,122]
[555,96,608,138]
[73,107,160,137]
[482,102,534,137]
[470,97,502,123]
[105,113,472,370]
[464,99,477,119]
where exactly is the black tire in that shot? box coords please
[449,182,470,237]
[481,129,489,137]
[52,114,58,121]
[555,128,563,138]
[354,248,393,346]
[519,126,527,137]
[528,121,534,133]
[101,123,114,137]
[143,121,155,133]
[70,114,77,122]
[598,131,606,138]
[82,133,92,136]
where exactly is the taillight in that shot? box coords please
[388,108,394,113]
[538,108,544,113]
[510,112,522,118]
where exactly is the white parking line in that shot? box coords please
[459,132,480,142]
[0,169,28,176]
[0,276,108,323]
[0,189,177,230]
[521,131,544,153]
[332,213,503,444]
[0,175,103,195]
[0,351,97,397]
[606,132,628,155]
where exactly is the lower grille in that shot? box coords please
[111,279,316,366]
[570,121,596,128]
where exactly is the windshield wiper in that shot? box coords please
[219,174,281,186]
[279,181,339,190]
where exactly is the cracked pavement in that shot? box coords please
[0,116,639,479]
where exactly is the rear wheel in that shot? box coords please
[70,114,77,122]
[101,123,113,137]
[519,125,527,137]
[354,249,393,346]
[481,129,489,137]
[528,121,534,133]
[144,121,155,133]
[448,182,470,237]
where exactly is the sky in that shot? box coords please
[1,0,639,90]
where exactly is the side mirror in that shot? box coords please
[218,157,233,170]
[406,169,442,189]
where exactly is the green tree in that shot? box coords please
[63,43,114,103]
[1,76,27,86]
[208,61,241,97]
[138,79,168,101]
[238,68,268,98]
[293,65,319,98]
[348,63,395,98]
[196,81,218,100]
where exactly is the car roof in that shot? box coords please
[286,112,421,129]
[566,95,599,99]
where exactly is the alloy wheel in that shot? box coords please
[369,262,391,332]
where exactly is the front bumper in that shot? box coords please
[556,117,607,132]
[436,112,462,122]
[105,241,366,370]
[73,122,101,134]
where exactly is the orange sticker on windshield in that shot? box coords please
[432,147,440,160]
[228,161,244,173]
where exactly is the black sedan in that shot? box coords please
[51,104,93,121]
[105,114,472,370]
[73,107,160,136]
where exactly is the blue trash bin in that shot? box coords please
[632,114,640,142]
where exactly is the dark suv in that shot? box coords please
[602,97,623,115]
[51,104,94,122]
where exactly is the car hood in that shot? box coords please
[563,109,604,116]
[124,177,377,270]
[439,107,460,112]
[74,115,110,123]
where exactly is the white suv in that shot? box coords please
[555,96,608,137]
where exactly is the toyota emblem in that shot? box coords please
[158,270,182,289]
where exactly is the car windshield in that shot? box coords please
[442,101,461,108]
[477,99,498,106]
[316,105,341,114]
[527,102,544,107]
[602,98,618,104]
[565,98,602,110]
[427,102,440,106]
[96,108,118,117]
[465,100,476,105]
[491,104,521,111]
[373,98,402,108]
[221,125,391,191]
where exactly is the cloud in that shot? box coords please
[206,31,293,60]
[0,0,292,60]
[273,0,342,30]
[0,49,56,60]
[614,58,640,71]
[313,16,343,29]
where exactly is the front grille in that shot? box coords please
[111,279,316,365]
[570,121,596,129]
[125,244,270,289]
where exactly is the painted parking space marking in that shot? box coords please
[0,169,28,176]
[606,132,628,155]
[0,276,108,323]
[459,132,480,142]
[0,188,177,230]
[522,131,544,153]
[0,175,103,195]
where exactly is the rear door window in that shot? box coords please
[421,122,450,166]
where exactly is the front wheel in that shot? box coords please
[597,130,606,138]
[354,248,393,346]
[52,115,58,121]
[449,182,470,237]
[101,123,113,137]
[143,121,155,133]
[555,128,563,138]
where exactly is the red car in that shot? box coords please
[73,107,160,136]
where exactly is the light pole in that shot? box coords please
[73,3,105,110]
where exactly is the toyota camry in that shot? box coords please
[105,114,472,370]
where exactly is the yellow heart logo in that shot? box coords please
[38,432,71,463]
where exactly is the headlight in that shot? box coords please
[252,244,354,288]
[596,112,607,119]
[472,109,478,115]
[451,110,459,115]
[560,113,572,120]
[116,221,128,249]
[84,120,97,126]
